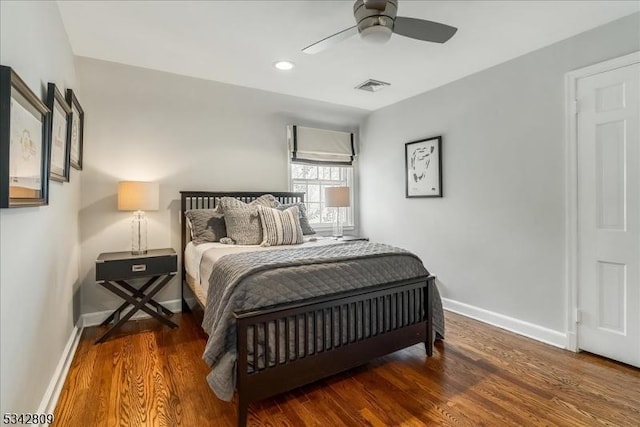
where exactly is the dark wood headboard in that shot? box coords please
[179,191,305,295]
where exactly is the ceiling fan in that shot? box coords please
[302,0,457,54]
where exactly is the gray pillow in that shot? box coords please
[185,209,226,244]
[258,205,304,246]
[222,205,262,245]
[276,202,316,235]
[219,194,278,210]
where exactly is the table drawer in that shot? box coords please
[96,255,177,281]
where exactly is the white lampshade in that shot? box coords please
[117,181,159,211]
[325,186,350,208]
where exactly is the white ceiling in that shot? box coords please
[57,1,638,111]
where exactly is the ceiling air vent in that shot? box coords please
[355,79,390,92]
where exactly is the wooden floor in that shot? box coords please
[54,311,640,426]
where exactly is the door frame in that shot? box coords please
[564,51,640,352]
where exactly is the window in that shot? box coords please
[290,163,354,229]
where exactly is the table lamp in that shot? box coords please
[325,186,350,238]
[118,181,159,254]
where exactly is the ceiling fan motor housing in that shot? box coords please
[354,0,398,43]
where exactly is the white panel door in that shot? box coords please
[577,62,639,367]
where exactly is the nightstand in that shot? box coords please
[338,235,369,242]
[95,248,178,343]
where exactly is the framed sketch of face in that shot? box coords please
[0,66,51,208]
[405,136,442,198]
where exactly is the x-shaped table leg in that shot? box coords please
[96,274,177,343]
[99,276,174,326]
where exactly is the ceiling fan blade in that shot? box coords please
[302,26,358,54]
[393,16,457,43]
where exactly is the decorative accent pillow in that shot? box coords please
[276,202,316,235]
[185,209,226,244]
[218,194,278,210]
[218,195,279,245]
[222,205,263,245]
[257,205,304,246]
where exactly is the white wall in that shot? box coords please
[0,1,80,414]
[359,13,640,335]
[75,58,367,315]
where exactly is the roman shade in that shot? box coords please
[288,125,355,165]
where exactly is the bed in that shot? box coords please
[180,191,441,426]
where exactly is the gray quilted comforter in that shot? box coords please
[201,241,444,401]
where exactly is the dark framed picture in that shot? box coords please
[65,89,84,170]
[46,83,71,182]
[0,66,50,208]
[405,136,442,198]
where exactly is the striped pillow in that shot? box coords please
[257,205,304,246]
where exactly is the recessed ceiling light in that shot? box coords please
[274,60,295,71]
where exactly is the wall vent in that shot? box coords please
[355,79,390,92]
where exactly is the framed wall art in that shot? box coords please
[66,88,84,170]
[46,83,71,182]
[0,66,50,208]
[405,136,442,198]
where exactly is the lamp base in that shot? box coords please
[332,212,343,239]
[131,211,148,255]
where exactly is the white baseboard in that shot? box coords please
[37,324,83,416]
[566,332,578,352]
[442,298,567,349]
[80,298,183,328]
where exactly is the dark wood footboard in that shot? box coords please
[234,275,434,427]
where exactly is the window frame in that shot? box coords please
[288,162,355,231]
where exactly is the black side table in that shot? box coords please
[95,248,178,343]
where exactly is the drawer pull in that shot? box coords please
[132,264,147,272]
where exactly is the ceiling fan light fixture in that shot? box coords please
[359,25,393,44]
[273,60,295,71]
[301,0,457,54]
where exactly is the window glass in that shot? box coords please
[290,163,354,228]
